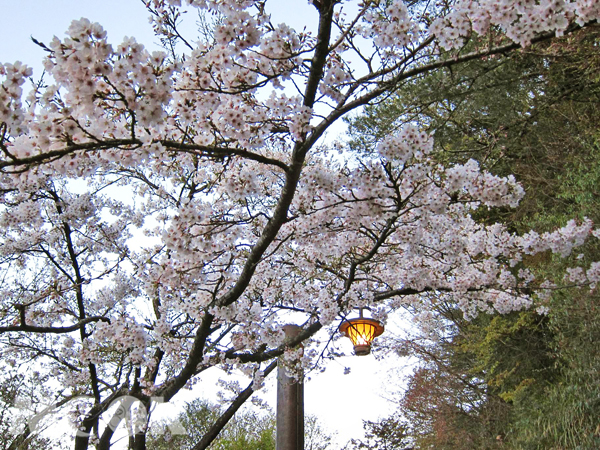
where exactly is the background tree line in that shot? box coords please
[347,25,600,450]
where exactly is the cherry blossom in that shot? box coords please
[0,1,598,448]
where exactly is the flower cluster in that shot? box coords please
[0,61,32,134]
[444,159,525,207]
[361,0,416,48]
[87,318,148,365]
[431,0,600,49]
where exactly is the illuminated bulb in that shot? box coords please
[339,317,384,356]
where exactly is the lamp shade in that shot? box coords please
[339,317,384,356]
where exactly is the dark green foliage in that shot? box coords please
[347,27,600,450]
[347,415,412,450]
[508,289,600,449]
[147,399,276,450]
[147,398,333,450]
[0,371,55,450]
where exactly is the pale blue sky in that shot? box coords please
[0,1,158,73]
[0,0,318,73]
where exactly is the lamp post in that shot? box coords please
[276,314,384,450]
[338,309,385,356]
[276,324,304,450]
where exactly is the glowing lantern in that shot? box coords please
[338,312,384,356]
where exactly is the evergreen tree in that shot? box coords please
[347,28,600,449]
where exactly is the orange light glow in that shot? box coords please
[339,318,384,356]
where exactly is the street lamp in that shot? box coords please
[276,313,385,450]
[339,310,384,356]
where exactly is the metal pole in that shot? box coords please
[276,324,304,450]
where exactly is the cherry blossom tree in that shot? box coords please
[1,0,599,449]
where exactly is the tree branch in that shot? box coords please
[190,360,278,450]
[0,316,110,334]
